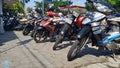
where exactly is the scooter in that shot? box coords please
[67,0,120,61]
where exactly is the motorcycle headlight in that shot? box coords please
[35,21,37,24]
[53,22,57,25]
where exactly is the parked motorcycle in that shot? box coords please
[30,11,57,37]
[33,16,64,43]
[23,8,43,35]
[3,16,19,31]
[53,6,86,50]
[22,13,42,36]
[22,17,36,35]
[67,0,120,61]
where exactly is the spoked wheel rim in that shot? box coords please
[23,27,31,35]
[71,37,87,58]
[34,31,46,43]
[53,35,63,50]
[67,36,89,61]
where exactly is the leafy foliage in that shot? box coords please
[85,0,120,11]
[85,2,94,11]
[26,7,33,13]
[107,0,120,11]
[13,2,24,14]
[34,0,71,12]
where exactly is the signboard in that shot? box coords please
[46,0,52,2]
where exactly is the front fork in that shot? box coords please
[56,23,70,43]
[77,25,91,41]
[60,23,70,36]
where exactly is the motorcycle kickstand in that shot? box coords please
[69,40,73,44]
[111,50,117,62]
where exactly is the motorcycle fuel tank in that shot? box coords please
[76,16,86,27]
[82,12,106,25]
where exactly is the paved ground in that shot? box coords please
[0,31,120,68]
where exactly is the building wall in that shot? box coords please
[0,0,4,33]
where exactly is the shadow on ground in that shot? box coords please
[73,46,120,61]
[53,42,73,51]
[0,31,18,46]
[0,31,33,53]
[17,39,32,45]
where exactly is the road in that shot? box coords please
[0,31,120,68]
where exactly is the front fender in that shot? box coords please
[36,26,44,31]
[77,25,92,40]
[25,23,34,30]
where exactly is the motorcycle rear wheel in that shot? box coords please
[67,36,89,61]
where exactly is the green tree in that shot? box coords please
[13,2,24,14]
[107,0,120,11]
[26,7,33,13]
[85,0,120,11]
[85,2,94,11]
[34,1,42,8]
[34,0,71,12]
[3,4,12,16]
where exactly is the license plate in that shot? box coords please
[73,11,79,17]
[63,18,72,24]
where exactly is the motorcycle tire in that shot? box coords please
[23,27,31,35]
[33,31,47,43]
[31,30,35,37]
[53,35,63,50]
[67,36,89,61]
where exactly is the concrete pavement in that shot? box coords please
[0,31,120,68]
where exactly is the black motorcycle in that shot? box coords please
[22,18,36,35]
[53,9,86,50]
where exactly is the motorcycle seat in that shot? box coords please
[108,17,120,22]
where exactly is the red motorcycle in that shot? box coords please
[33,11,63,43]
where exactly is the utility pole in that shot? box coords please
[42,0,44,14]
[0,0,5,33]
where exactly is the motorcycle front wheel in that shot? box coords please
[23,26,31,35]
[53,35,63,50]
[33,30,47,43]
[67,36,89,61]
